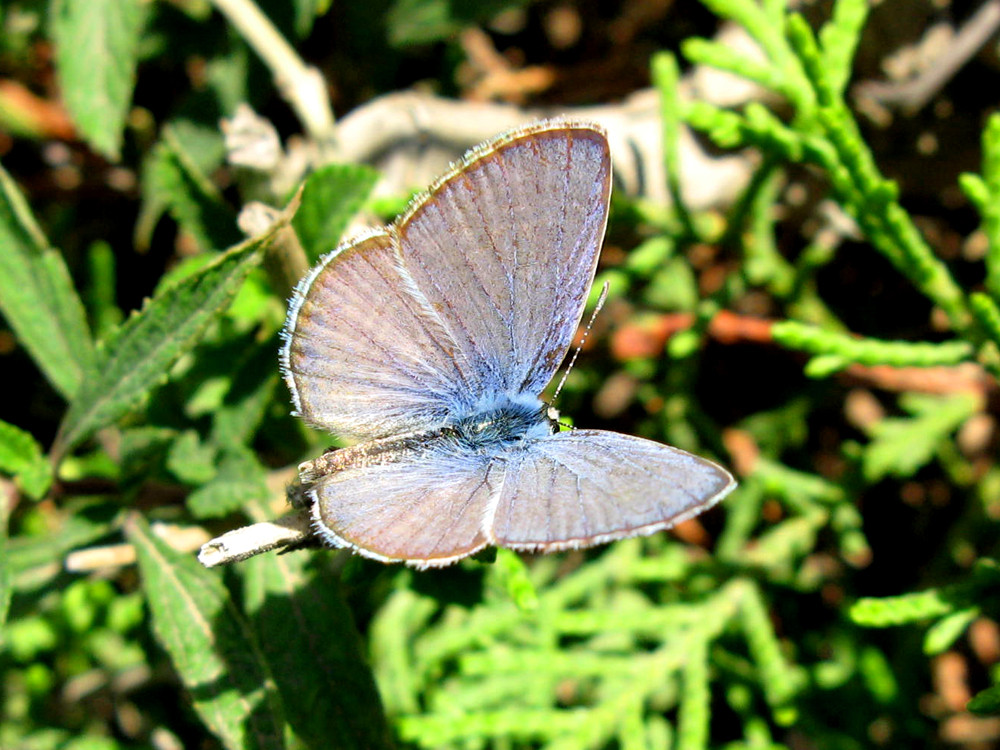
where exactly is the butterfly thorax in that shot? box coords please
[443,397,556,452]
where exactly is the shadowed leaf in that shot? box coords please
[0,164,94,400]
[125,514,289,750]
[241,536,395,750]
[50,0,145,160]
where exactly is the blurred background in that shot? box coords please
[3,0,1000,748]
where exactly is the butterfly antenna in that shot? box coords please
[551,281,610,405]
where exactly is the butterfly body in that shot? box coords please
[444,398,555,450]
[298,396,554,484]
[281,120,736,568]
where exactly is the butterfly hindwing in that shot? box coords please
[488,430,736,550]
[307,445,495,567]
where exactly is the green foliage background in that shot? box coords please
[2,0,1000,748]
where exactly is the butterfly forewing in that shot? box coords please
[282,122,612,441]
[396,123,611,402]
[282,231,474,441]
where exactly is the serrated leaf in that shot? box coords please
[53,236,265,462]
[125,514,288,750]
[50,0,145,160]
[0,163,94,399]
[292,162,378,260]
[241,529,394,749]
[0,419,52,498]
[186,445,268,519]
[149,124,240,253]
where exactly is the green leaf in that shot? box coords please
[50,0,145,160]
[0,163,94,400]
[803,353,850,378]
[651,52,695,236]
[124,514,289,750]
[53,235,266,462]
[973,113,1000,298]
[486,549,538,611]
[785,14,972,336]
[858,645,898,704]
[292,163,378,261]
[209,337,280,449]
[850,589,955,627]
[0,487,10,637]
[677,636,709,750]
[0,419,52,499]
[166,430,218,486]
[645,256,699,311]
[817,0,868,97]
[241,536,395,749]
[369,586,437,716]
[385,0,529,46]
[681,37,790,100]
[862,393,979,482]
[185,445,269,519]
[8,499,121,592]
[969,684,1000,715]
[923,607,979,655]
[84,240,123,341]
[970,291,1000,351]
[148,124,240,253]
[739,581,804,711]
[772,321,974,370]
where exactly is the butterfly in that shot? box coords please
[280,120,736,568]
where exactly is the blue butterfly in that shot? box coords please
[280,120,735,568]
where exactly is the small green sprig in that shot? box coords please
[787,17,974,337]
[960,113,1000,298]
[682,1,997,375]
[851,558,1000,654]
[772,321,975,376]
[373,545,807,750]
